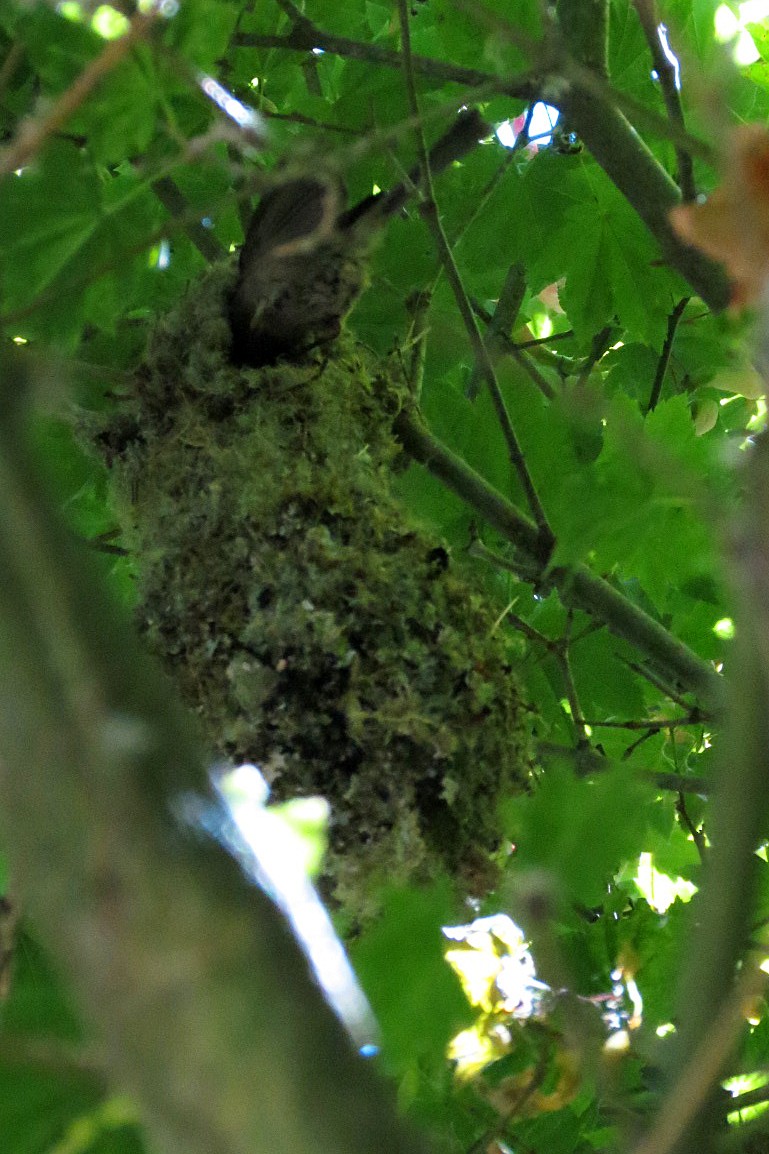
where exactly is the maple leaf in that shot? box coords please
[669,124,769,308]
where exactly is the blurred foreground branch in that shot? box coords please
[636,435,769,1154]
[0,352,432,1154]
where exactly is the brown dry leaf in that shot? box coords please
[670,124,769,307]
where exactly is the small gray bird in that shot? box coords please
[228,109,488,366]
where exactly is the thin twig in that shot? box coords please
[466,282,556,401]
[273,0,309,22]
[467,263,527,400]
[507,610,560,654]
[422,115,542,396]
[623,658,694,710]
[266,110,358,135]
[508,608,603,751]
[151,177,227,263]
[395,0,554,544]
[471,301,560,399]
[622,727,661,761]
[429,212,555,537]
[235,28,514,92]
[632,0,696,202]
[403,289,432,401]
[456,102,540,246]
[561,617,590,746]
[469,271,560,401]
[465,1047,552,1154]
[468,532,543,584]
[676,790,707,862]
[576,324,615,389]
[580,714,702,730]
[510,346,558,399]
[646,296,689,412]
[517,330,575,349]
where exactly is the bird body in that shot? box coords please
[228,110,488,366]
[228,175,368,365]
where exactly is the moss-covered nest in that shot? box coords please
[96,262,531,917]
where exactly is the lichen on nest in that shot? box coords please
[96,261,532,919]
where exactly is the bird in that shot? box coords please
[228,109,488,367]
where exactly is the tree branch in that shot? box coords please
[394,408,725,716]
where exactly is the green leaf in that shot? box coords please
[624,899,690,1027]
[502,765,651,907]
[556,208,614,340]
[352,882,472,1073]
[72,51,159,165]
[19,7,101,91]
[0,1066,102,1154]
[166,0,239,69]
[2,931,82,1041]
[0,142,101,314]
[567,628,646,719]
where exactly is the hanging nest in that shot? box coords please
[95,262,532,920]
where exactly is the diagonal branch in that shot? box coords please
[151,177,227,263]
[394,408,725,716]
[396,0,554,543]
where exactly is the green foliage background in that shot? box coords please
[1,1,769,1153]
